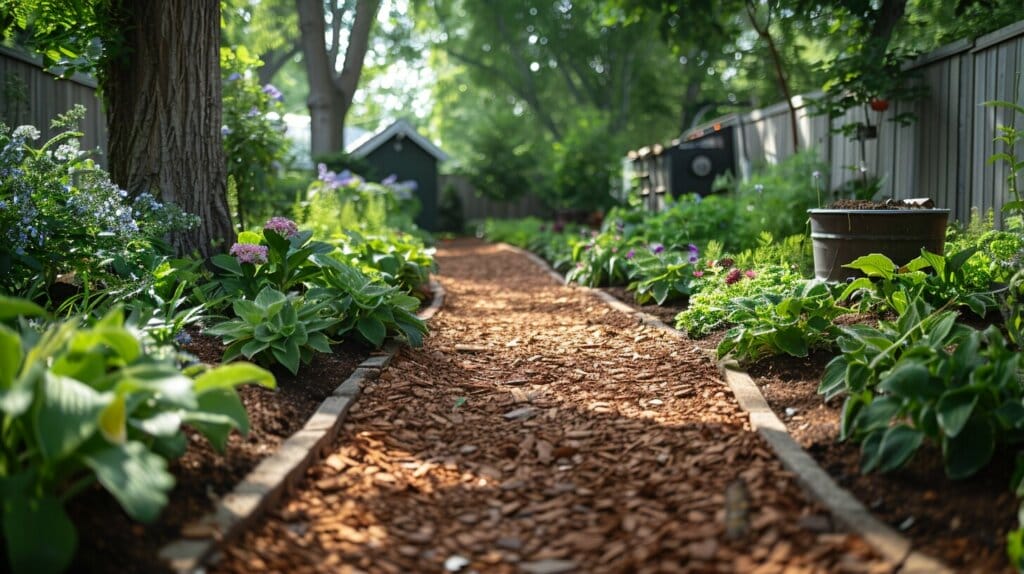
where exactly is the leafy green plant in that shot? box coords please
[983,97,1024,222]
[205,286,337,375]
[676,265,805,338]
[209,220,333,301]
[717,280,849,362]
[821,296,1024,480]
[627,246,697,305]
[308,255,427,348]
[123,281,206,347]
[841,250,996,317]
[331,230,436,297]
[0,296,275,574]
[565,233,634,287]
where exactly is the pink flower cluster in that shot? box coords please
[230,242,269,265]
[264,216,299,238]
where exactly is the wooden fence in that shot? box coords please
[0,46,107,162]
[441,174,550,224]
[715,19,1024,225]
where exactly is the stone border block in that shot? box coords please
[158,277,446,573]
[503,242,951,573]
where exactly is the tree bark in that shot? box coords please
[104,0,234,258]
[296,0,378,159]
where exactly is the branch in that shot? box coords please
[258,43,302,86]
[335,0,380,112]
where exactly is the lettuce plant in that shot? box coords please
[205,286,337,375]
[0,297,274,574]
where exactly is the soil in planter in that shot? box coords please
[828,198,936,210]
[56,330,370,574]
[748,351,1017,573]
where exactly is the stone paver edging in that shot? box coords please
[501,243,951,574]
[158,280,446,574]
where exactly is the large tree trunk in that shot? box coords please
[104,0,234,258]
[296,0,379,159]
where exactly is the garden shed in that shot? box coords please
[347,119,449,231]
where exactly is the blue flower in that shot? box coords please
[221,125,233,136]
[227,72,242,81]
[174,331,193,345]
[246,106,260,118]
[381,174,398,185]
[261,84,283,101]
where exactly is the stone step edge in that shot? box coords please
[158,280,446,574]
[500,242,951,574]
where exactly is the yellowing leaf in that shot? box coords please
[98,394,127,445]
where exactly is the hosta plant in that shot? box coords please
[820,296,1024,479]
[309,254,427,348]
[331,230,436,296]
[0,296,275,574]
[205,286,337,375]
[564,232,634,288]
[627,245,698,305]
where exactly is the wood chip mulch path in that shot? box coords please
[212,239,891,574]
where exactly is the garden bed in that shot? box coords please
[597,286,1015,572]
[746,350,1016,574]
[62,331,371,574]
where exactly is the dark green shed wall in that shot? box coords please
[362,135,439,231]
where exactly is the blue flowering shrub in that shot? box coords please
[0,106,198,304]
[221,47,292,228]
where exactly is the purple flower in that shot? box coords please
[650,243,665,255]
[625,249,635,259]
[229,243,269,265]
[381,174,398,185]
[227,72,242,81]
[246,106,260,117]
[221,125,232,136]
[688,253,699,264]
[262,84,283,101]
[264,216,299,238]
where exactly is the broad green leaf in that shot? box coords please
[943,416,995,479]
[878,363,938,401]
[254,287,287,315]
[839,278,875,301]
[271,341,300,375]
[843,254,895,279]
[237,230,263,245]
[193,363,276,393]
[188,389,249,452]
[927,313,958,347]
[818,355,848,400]
[357,316,387,348]
[936,387,979,438]
[81,442,174,522]
[231,299,264,325]
[773,326,808,357]
[133,412,182,437]
[855,396,901,434]
[3,496,76,574]
[211,253,243,275]
[0,325,21,389]
[0,296,47,321]
[98,393,127,444]
[860,430,885,473]
[875,425,925,473]
[240,339,270,359]
[306,332,333,354]
[34,373,109,462]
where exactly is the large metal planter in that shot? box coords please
[808,209,950,281]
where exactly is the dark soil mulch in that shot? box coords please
[64,328,370,574]
[828,198,937,210]
[748,351,1017,573]
[602,286,687,327]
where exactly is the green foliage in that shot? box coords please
[564,232,634,287]
[628,247,698,305]
[676,265,806,338]
[550,115,623,212]
[220,46,293,229]
[308,255,428,348]
[0,297,274,574]
[0,108,199,305]
[984,97,1024,223]
[210,224,334,303]
[821,296,1024,481]
[206,286,337,375]
[329,230,436,297]
[840,250,997,317]
[717,280,849,363]
[298,167,422,237]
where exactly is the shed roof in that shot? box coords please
[346,119,449,162]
